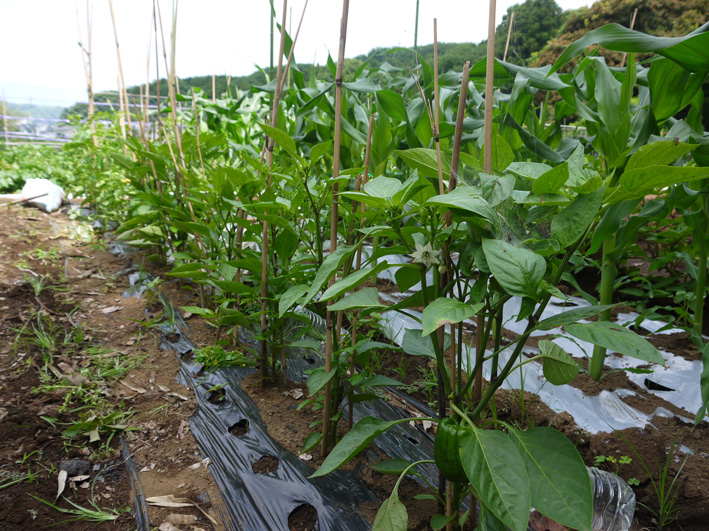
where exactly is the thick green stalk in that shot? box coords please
[419,269,452,398]
[590,233,617,380]
[694,230,707,338]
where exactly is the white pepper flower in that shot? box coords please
[411,242,440,269]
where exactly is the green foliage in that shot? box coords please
[495,0,566,65]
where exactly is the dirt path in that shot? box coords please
[0,202,225,531]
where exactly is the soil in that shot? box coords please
[0,203,225,531]
[1,202,707,530]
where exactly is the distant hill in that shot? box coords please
[532,0,709,68]
[59,0,709,119]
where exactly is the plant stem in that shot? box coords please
[322,0,350,457]
[590,233,617,380]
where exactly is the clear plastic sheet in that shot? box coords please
[373,262,704,433]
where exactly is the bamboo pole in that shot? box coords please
[475,0,497,464]
[414,0,420,58]
[619,8,638,68]
[432,20,445,195]
[502,11,514,63]
[156,0,185,167]
[445,61,470,531]
[2,94,8,147]
[431,18,449,520]
[346,113,375,430]
[76,0,95,142]
[483,0,497,176]
[212,74,216,102]
[108,0,128,145]
[260,0,289,383]
[322,0,350,457]
[152,0,163,143]
[278,0,309,97]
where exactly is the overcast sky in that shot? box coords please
[0,0,591,107]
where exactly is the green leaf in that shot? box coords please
[364,176,405,201]
[342,78,381,93]
[311,416,412,477]
[425,187,497,222]
[482,239,546,301]
[506,161,552,180]
[180,306,216,318]
[431,514,455,530]
[460,428,531,530]
[394,265,421,293]
[171,221,214,242]
[302,432,322,453]
[625,140,698,171]
[401,328,450,359]
[618,166,709,197]
[279,285,310,317]
[550,187,604,249]
[477,507,508,531]
[259,123,297,159]
[320,262,391,302]
[310,140,334,162]
[535,304,617,330]
[328,287,385,312]
[508,427,593,531]
[301,245,356,308]
[395,148,451,180]
[369,459,413,475]
[358,375,405,387]
[533,163,569,195]
[550,23,709,74]
[539,340,579,385]
[275,228,298,263]
[306,366,338,396]
[565,321,665,364]
[373,491,408,531]
[648,59,707,123]
[421,298,483,337]
[376,89,408,122]
[481,173,516,207]
[482,130,515,172]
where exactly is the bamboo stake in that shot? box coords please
[278,0,309,97]
[322,0,350,457]
[76,0,95,143]
[347,113,375,430]
[414,0,420,58]
[156,0,185,167]
[261,0,289,383]
[2,94,8,147]
[432,19,445,195]
[502,11,514,63]
[212,74,216,102]
[619,8,638,68]
[444,62,471,531]
[152,0,163,143]
[431,18,449,521]
[483,0,497,176]
[474,10,497,531]
[108,0,128,146]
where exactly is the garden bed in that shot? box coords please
[1,201,708,530]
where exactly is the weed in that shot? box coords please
[594,454,638,485]
[30,494,127,524]
[194,345,257,370]
[619,434,689,529]
[25,274,49,296]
